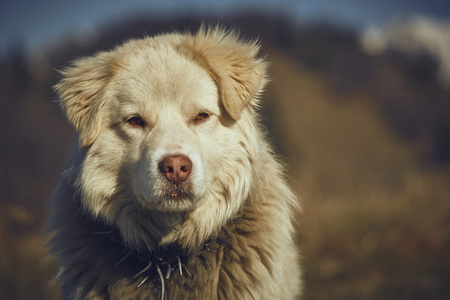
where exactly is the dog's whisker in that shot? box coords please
[217,237,232,248]
[221,226,230,234]
[156,265,165,300]
[165,265,171,280]
[170,215,183,226]
[177,256,183,276]
[133,261,152,279]
[183,264,192,278]
[137,276,148,288]
[199,254,211,271]
[115,251,132,266]
[92,230,114,235]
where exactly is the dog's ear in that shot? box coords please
[54,52,115,148]
[183,26,269,120]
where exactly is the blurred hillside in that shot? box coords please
[1,14,449,300]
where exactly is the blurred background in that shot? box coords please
[1,0,450,299]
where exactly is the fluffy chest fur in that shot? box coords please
[52,185,300,299]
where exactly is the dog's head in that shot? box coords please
[55,27,268,249]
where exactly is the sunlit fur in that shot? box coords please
[48,26,302,299]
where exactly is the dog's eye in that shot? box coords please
[194,112,210,124]
[126,116,145,128]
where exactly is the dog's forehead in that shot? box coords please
[112,46,218,109]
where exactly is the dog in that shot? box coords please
[47,26,302,299]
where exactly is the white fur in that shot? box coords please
[49,27,302,299]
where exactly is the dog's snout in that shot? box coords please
[159,155,192,185]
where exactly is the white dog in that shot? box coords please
[48,26,302,299]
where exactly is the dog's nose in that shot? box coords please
[159,155,192,185]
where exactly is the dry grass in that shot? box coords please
[266,50,450,299]
[0,217,61,300]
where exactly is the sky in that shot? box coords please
[1,0,449,57]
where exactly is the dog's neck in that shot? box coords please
[92,220,214,275]
[75,206,238,299]
[93,225,197,260]
[90,223,212,300]
[92,215,234,275]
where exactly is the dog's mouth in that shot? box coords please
[154,188,195,212]
[167,188,192,201]
[134,177,199,212]
[139,185,196,212]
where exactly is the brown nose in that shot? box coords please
[158,155,192,185]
